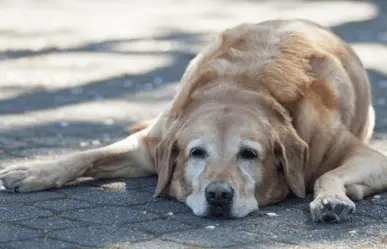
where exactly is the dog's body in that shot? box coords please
[1,19,387,222]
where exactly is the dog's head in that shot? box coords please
[150,88,308,218]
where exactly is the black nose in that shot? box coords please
[205,181,234,206]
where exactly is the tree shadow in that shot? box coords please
[0,31,203,115]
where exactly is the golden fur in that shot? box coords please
[1,19,387,222]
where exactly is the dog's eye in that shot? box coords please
[190,147,207,159]
[238,148,258,160]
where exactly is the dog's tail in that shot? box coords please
[127,119,153,133]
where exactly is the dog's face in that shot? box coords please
[153,92,308,219]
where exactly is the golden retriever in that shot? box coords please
[2,19,387,223]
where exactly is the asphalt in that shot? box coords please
[0,0,387,248]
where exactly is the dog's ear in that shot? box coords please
[276,128,308,198]
[151,135,179,197]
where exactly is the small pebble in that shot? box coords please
[373,195,381,199]
[205,225,215,229]
[166,212,174,216]
[349,230,357,234]
[266,212,278,217]
[142,211,147,214]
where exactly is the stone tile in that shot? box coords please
[22,136,85,148]
[62,206,159,225]
[0,190,63,203]
[237,217,381,248]
[70,189,156,206]
[32,199,93,211]
[360,223,387,237]
[355,200,387,220]
[4,238,76,249]
[18,216,86,231]
[239,241,310,249]
[0,203,52,221]
[124,176,157,190]
[131,220,195,234]
[105,239,187,249]
[88,177,157,192]
[11,147,79,158]
[0,223,38,242]
[55,185,105,195]
[162,227,262,247]
[131,200,191,215]
[49,225,153,247]
[86,180,128,192]
[0,136,29,150]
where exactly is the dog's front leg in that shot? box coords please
[0,130,154,192]
[310,141,387,223]
[0,110,169,193]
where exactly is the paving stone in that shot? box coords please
[0,223,38,242]
[49,225,153,247]
[124,176,158,190]
[239,241,310,249]
[131,199,191,215]
[3,238,76,249]
[22,136,88,148]
[17,216,86,231]
[104,239,187,249]
[162,227,263,247]
[56,185,106,195]
[13,147,80,158]
[360,223,387,237]
[0,190,63,203]
[1,0,387,248]
[62,206,159,225]
[236,217,382,248]
[0,136,29,150]
[131,220,195,234]
[355,200,387,220]
[32,199,93,211]
[89,177,157,192]
[0,203,52,221]
[70,189,156,206]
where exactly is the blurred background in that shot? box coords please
[0,0,387,162]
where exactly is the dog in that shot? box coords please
[1,19,387,223]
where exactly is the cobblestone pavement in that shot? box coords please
[1,0,387,248]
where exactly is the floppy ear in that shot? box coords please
[276,129,308,198]
[152,136,179,197]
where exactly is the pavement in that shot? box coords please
[0,0,387,248]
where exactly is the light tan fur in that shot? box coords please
[1,19,387,222]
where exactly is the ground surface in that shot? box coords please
[1,0,387,248]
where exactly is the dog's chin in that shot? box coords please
[190,204,257,219]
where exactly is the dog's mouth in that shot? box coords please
[206,205,231,218]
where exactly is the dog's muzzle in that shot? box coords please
[205,181,234,217]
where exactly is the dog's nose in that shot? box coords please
[205,181,234,206]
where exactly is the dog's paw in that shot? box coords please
[309,193,355,223]
[0,162,59,192]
